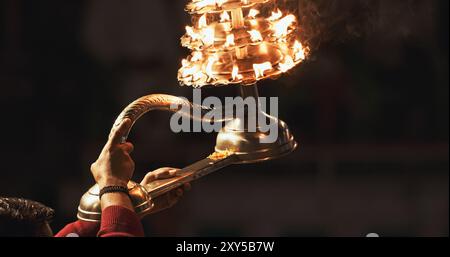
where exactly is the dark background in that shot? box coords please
[0,0,448,236]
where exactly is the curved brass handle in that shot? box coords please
[77,94,236,222]
[113,94,212,143]
[77,91,297,222]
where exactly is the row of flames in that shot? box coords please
[178,1,310,87]
[187,0,267,13]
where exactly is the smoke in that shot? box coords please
[294,0,436,50]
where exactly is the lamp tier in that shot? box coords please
[178,0,309,87]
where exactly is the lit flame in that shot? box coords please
[268,9,283,21]
[278,56,295,73]
[206,56,218,78]
[249,19,258,26]
[224,33,235,47]
[220,11,230,22]
[201,27,215,45]
[272,14,296,38]
[253,62,273,78]
[191,51,203,62]
[232,65,243,81]
[181,62,201,79]
[192,0,214,9]
[180,1,309,87]
[248,9,259,19]
[186,25,215,46]
[223,23,232,32]
[248,30,263,42]
[199,14,208,28]
[216,0,227,7]
[194,0,227,9]
[192,70,203,82]
[293,40,307,61]
[185,26,201,41]
[181,59,189,68]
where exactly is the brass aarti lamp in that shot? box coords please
[78,0,309,222]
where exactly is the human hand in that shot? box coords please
[90,118,135,189]
[140,167,191,214]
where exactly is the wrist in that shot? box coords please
[97,177,128,188]
[99,185,129,199]
[100,192,134,211]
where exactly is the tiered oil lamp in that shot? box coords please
[178,0,308,87]
[78,0,309,222]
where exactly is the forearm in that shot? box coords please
[54,187,134,237]
[97,191,144,237]
[55,193,144,237]
[100,192,134,212]
[55,220,99,237]
[97,205,144,237]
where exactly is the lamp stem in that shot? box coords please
[238,83,261,131]
[239,83,259,100]
[231,8,248,59]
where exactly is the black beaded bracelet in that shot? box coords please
[99,185,129,199]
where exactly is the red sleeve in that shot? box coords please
[97,206,144,237]
[55,220,100,237]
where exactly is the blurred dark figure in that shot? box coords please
[0,197,54,237]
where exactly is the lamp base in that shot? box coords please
[215,84,298,163]
[215,116,298,164]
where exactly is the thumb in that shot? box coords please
[109,118,132,147]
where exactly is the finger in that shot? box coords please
[151,193,177,213]
[119,142,134,154]
[153,167,175,176]
[141,167,174,184]
[149,189,183,213]
[158,169,180,179]
[109,118,132,146]
[153,192,173,208]
[155,168,180,179]
[141,173,156,185]
[167,190,181,205]
[141,167,180,186]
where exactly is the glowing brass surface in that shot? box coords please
[77,88,297,222]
